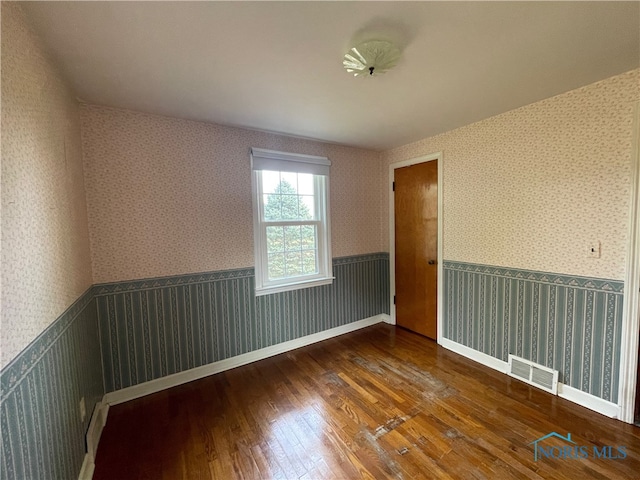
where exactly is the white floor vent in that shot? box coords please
[508,355,558,394]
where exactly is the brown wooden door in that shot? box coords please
[394,161,438,339]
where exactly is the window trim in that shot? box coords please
[251,148,333,296]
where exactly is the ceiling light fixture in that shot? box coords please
[342,40,401,77]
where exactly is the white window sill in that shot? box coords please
[255,277,335,297]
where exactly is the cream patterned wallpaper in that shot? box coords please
[382,69,639,281]
[1,3,93,368]
[81,106,383,283]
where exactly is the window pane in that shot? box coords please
[262,172,316,221]
[268,253,285,279]
[266,226,284,253]
[285,252,303,276]
[284,226,301,251]
[298,173,314,195]
[302,251,317,274]
[263,194,281,220]
[280,172,298,193]
[281,193,299,220]
[300,225,316,249]
[299,196,315,220]
[262,170,281,194]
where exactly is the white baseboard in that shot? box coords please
[439,337,620,419]
[439,337,509,374]
[78,454,94,480]
[380,314,393,324]
[78,401,109,480]
[557,383,620,419]
[87,402,109,460]
[103,314,386,406]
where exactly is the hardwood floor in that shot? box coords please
[93,324,640,479]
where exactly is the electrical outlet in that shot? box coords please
[588,241,601,258]
[79,397,86,422]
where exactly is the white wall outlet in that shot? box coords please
[79,397,86,422]
[588,241,601,258]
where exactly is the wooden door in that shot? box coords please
[394,161,438,339]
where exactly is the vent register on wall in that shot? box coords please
[506,236,603,396]
[509,355,559,394]
[443,261,624,406]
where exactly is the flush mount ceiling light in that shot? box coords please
[343,40,401,77]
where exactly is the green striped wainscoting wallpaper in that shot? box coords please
[443,261,624,403]
[0,290,104,480]
[95,253,390,393]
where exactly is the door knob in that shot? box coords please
[428,260,436,265]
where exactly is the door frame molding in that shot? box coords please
[389,152,444,342]
[618,100,640,424]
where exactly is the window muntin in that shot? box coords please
[251,149,332,295]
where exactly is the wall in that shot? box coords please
[382,69,639,281]
[1,2,93,368]
[0,291,103,479]
[80,104,389,392]
[2,6,634,478]
[382,70,639,402]
[443,262,623,403]
[0,4,103,480]
[96,253,389,392]
[80,105,384,283]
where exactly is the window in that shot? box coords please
[251,148,333,295]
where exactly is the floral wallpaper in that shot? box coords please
[1,3,93,368]
[3,1,636,371]
[80,106,383,283]
[382,69,640,281]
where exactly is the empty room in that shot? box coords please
[2,1,640,479]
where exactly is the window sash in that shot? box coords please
[253,167,332,294]
[256,174,325,225]
[262,222,321,282]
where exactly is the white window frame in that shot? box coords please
[250,148,333,296]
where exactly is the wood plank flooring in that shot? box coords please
[93,324,640,479]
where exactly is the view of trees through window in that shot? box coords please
[263,178,318,279]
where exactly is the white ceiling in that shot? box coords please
[22,1,640,151]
